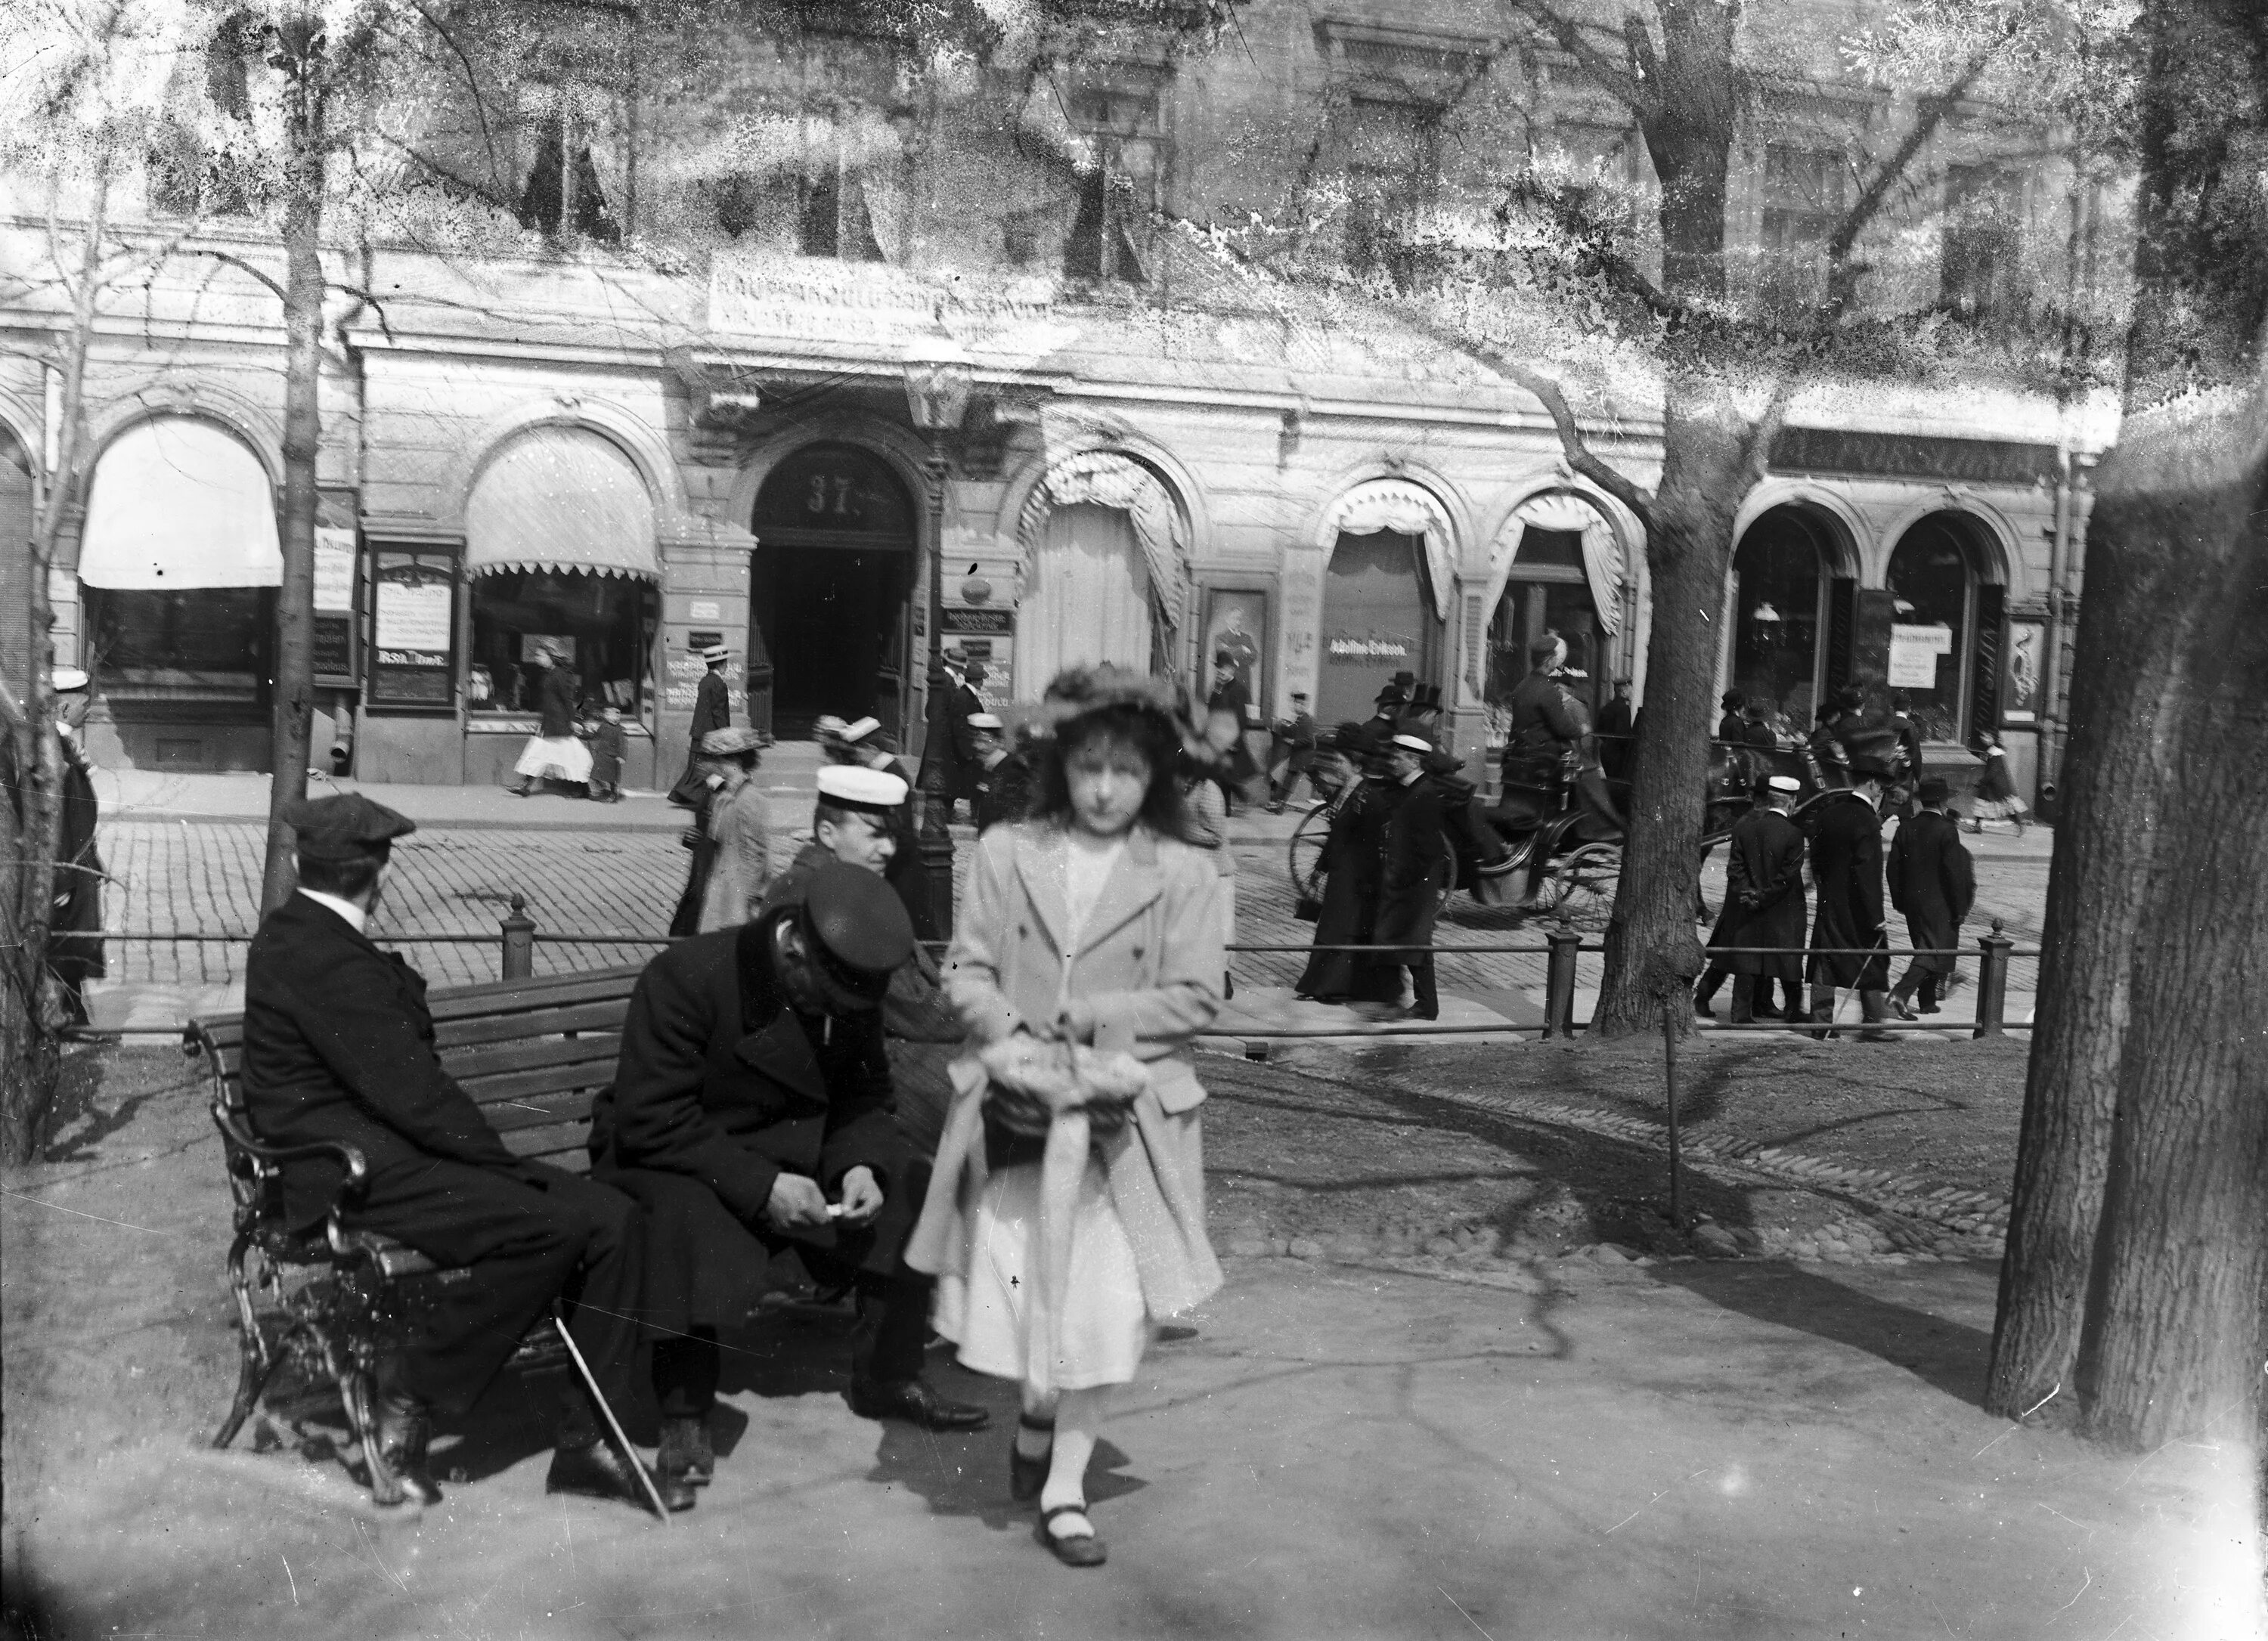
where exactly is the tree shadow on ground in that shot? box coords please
[1648,1260,1994,1409]
[40,1045,200,1163]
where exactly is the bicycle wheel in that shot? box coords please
[1535,841,1619,932]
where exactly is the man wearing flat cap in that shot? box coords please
[594,861,987,1494]
[1802,756,1898,1041]
[1885,776,1975,1018]
[241,793,678,1512]
[1696,773,1809,1025]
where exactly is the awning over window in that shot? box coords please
[1017,451,1189,627]
[1505,490,1628,636]
[77,417,282,590]
[466,426,658,581]
[1324,478,1454,618]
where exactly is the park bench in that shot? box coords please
[187,963,648,1509]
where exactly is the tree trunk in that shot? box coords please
[2,178,105,1163]
[261,88,326,914]
[1591,382,1746,1037]
[1990,0,2268,1529]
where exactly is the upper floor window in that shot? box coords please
[1758,141,1849,310]
[516,93,622,243]
[798,134,889,261]
[1064,79,1163,286]
[1941,164,2025,324]
[1344,95,1441,280]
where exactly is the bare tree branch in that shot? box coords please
[1498,0,1653,113]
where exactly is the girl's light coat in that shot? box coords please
[905,821,1228,1337]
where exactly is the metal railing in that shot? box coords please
[81,890,2038,1043]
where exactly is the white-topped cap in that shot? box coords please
[816,765,909,810]
[1767,775,1802,792]
[840,716,882,744]
[966,712,1003,730]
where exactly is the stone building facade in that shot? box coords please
[1,0,2104,803]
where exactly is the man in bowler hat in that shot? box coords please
[1804,756,1898,1041]
[241,794,677,1512]
[593,862,987,1494]
[1886,776,1975,1017]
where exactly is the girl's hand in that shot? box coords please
[1055,999,1098,1044]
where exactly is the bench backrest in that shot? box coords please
[188,964,645,1173]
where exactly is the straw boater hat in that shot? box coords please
[699,643,730,665]
[965,712,1003,732]
[51,667,89,693]
[816,765,907,813]
[700,725,762,757]
[839,717,882,745]
[1390,732,1435,755]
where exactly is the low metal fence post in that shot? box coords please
[1973,918,2013,1040]
[1542,920,1582,1039]
[500,892,536,981]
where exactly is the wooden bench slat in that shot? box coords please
[443,1033,622,1082]
[467,1066,618,1112]
[433,1002,634,1049]
[423,969,645,1020]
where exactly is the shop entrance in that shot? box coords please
[1315,528,1434,727]
[1727,505,1848,735]
[751,443,916,740]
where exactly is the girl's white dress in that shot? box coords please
[934,834,1151,1389]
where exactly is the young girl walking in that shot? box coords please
[907,667,1226,1568]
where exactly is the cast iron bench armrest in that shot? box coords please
[206,1101,371,1195]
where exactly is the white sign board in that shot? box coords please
[374,578,452,653]
[1888,623,1954,688]
[313,527,356,614]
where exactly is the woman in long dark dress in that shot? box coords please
[1294,748,1398,1005]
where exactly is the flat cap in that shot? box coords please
[287,792,415,862]
[702,726,762,757]
[817,765,908,812]
[798,861,914,1006]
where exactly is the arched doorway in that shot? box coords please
[1887,512,2003,745]
[1727,504,1848,734]
[1484,492,1630,732]
[1314,480,1452,727]
[750,442,916,740]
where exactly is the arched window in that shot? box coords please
[1729,506,1839,732]
[1886,515,1991,744]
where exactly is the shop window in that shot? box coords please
[1730,509,1832,731]
[1759,142,1848,311]
[87,588,273,701]
[1886,517,1980,744]
[1064,82,1162,286]
[467,571,656,718]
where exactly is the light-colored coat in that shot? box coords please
[905,820,1227,1324]
[696,770,772,933]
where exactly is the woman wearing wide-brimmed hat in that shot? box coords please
[507,645,593,796]
[694,726,771,932]
[906,665,1225,1569]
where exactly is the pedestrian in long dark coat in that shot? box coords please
[669,644,733,807]
[1886,777,1975,1016]
[1699,776,1807,1023]
[1803,758,1897,1040]
[1294,762,1398,1005]
[1373,735,1451,1020]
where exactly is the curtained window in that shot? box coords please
[1017,505,1151,695]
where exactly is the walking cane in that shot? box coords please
[551,1308,671,1523]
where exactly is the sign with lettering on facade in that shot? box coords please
[370,549,457,708]
[1888,622,1955,688]
[1327,633,1414,663]
[311,525,360,689]
[942,608,1015,636]
[1770,426,2061,487]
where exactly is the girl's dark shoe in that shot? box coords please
[658,1416,714,1486]
[1037,1502,1108,1567]
[1010,1414,1054,1502]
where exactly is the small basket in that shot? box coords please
[981,1080,1136,1141]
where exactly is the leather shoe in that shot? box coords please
[546,1438,693,1514]
[848,1376,990,1431]
[658,1416,714,1486]
[1037,1502,1108,1568]
[373,1393,444,1508]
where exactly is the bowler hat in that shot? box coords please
[1917,776,1950,804]
[1849,755,1898,785]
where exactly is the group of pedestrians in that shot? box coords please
[1696,756,1976,1037]
[240,661,1232,1568]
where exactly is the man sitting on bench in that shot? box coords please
[241,793,684,1513]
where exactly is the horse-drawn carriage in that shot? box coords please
[1287,733,1879,932]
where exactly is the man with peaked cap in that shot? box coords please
[965,713,1032,833]
[1372,732,1453,1020]
[764,766,965,1162]
[1696,773,1810,1026]
[594,860,988,1494]
[240,793,680,1513]
[832,715,934,940]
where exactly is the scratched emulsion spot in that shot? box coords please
[1718,1465,1749,1497]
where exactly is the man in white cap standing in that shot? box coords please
[1373,732,1452,1020]
[1697,773,1809,1025]
[4,667,107,1023]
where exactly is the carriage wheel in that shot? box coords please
[1535,841,1620,932]
[1287,800,1334,901]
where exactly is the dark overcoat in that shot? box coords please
[1504,670,1585,785]
[1886,810,1975,976]
[49,739,105,989]
[1294,782,1398,1003]
[590,915,913,1328]
[972,751,1033,833]
[1804,790,1890,989]
[538,665,579,738]
[690,669,731,744]
[1373,776,1450,953]
[243,894,524,1228]
[1706,807,1807,980]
